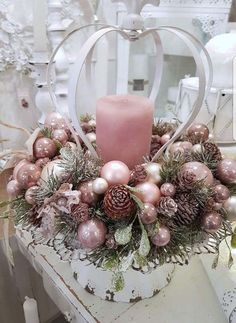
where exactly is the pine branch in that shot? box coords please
[160,153,185,183]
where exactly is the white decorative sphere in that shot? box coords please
[145,162,162,186]
[92,178,109,195]
[204,33,236,88]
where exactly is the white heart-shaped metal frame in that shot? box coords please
[47,24,213,161]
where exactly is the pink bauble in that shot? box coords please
[169,141,192,154]
[140,203,157,224]
[78,181,98,205]
[201,212,222,233]
[151,225,171,247]
[52,129,68,145]
[13,159,30,179]
[100,161,130,185]
[35,157,50,168]
[77,218,107,249]
[160,183,176,197]
[92,178,108,195]
[25,186,39,205]
[214,184,230,202]
[16,163,41,189]
[180,162,214,186]
[45,112,68,130]
[187,123,209,142]
[217,159,236,184]
[33,137,57,159]
[7,180,22,198]
[135,182,161,206]
[160,134,171,145]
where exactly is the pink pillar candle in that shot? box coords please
[96,95,154,169]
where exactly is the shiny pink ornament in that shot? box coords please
[16,163,41,189]
[7,180,22,198]
[13,159,30,179]
[217,159,236,184]
[160,134,171,145]
[25,186,39,205]
[45,112,68,131]
[169,141,192,155]
[78,181,98,205]
[33,137,57,159]
[160,183,176,197]
[212,202,222,211]
[187,123,209,142]
[180,162,214,186]
[135,182,161,206]
[140,203,157,224]
[77,218,107,250]
[100,161,130,185]
[214,184,230,202]
[201,212,222,233]
[52,129,68,145]
[151,225,171,247]
[35,157,50,168]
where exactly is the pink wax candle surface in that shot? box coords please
[96,95,154,169]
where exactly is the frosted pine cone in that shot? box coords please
[71,203,89,223]
[157,197,178,217]
[104,185,136,220]
[177,170,196,189]
[150,136,162,158]
[202,142,222,161]
[173,193,199,226]
[129,165,148,186]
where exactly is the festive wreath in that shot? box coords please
[3,112,235,291]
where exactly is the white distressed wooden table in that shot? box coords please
[15,228,227,323]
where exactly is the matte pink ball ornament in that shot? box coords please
[25,186,39,205]
[33,137,57,159]
[16,163,41,189]
[140,203,157,224]
[151,225,171,247]
[7,180,22,198]
[180,161,214,186]
[201,212,222,233]
[213,184,230,202]
[135,182,161,206]
[100,161,130,185]
[187,123,209,142]
[52,129,68,145]
[77,218,107,250]
[45,112,68,131]
[78,181,98,205]
[217,159,236,184]
[160,183,176,197]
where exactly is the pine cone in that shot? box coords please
[173,193,199,226]
[202,142,222,161]
[129,165,148,186]
[177,170,196,189]
[157,197,178,217]
[103,185,136,220]
[150,136,162,158]
[71,203,89,223]
[28,206,42,227]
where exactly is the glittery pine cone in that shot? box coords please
[202,142,222,161]
[129,165,148,186]
[150,136,162,158]
[103,185,136,220]
[28,206,42,227]
[71,203,89,223]
[173,193,199,226]
[157,197,178,217]
[177,170,196,189]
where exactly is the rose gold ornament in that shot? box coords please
[35,157,50,168]
[224,196,236,222]
[52,129,68,145]
[180,161,214,186]
[45,112,68,131]
[92,178,108,195]
[212,202,222,211]
[160,134,171,145]
[213,184,230,202]
[151,225,171,246]
[135,182,161,206]
[145,162,162,185]
[13,159,30,179]
[187,123,209,142]
[7,180,22,198]
[140,203,157,224]
[78,181,98,205]
[16,163,41,189]
[33,137,57,159]
[160,183,176,197]
[217,158,236,184]
[25,186,39,205]
[77,218,107,250]
[201,212,222,233]
[100,161,130,185]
